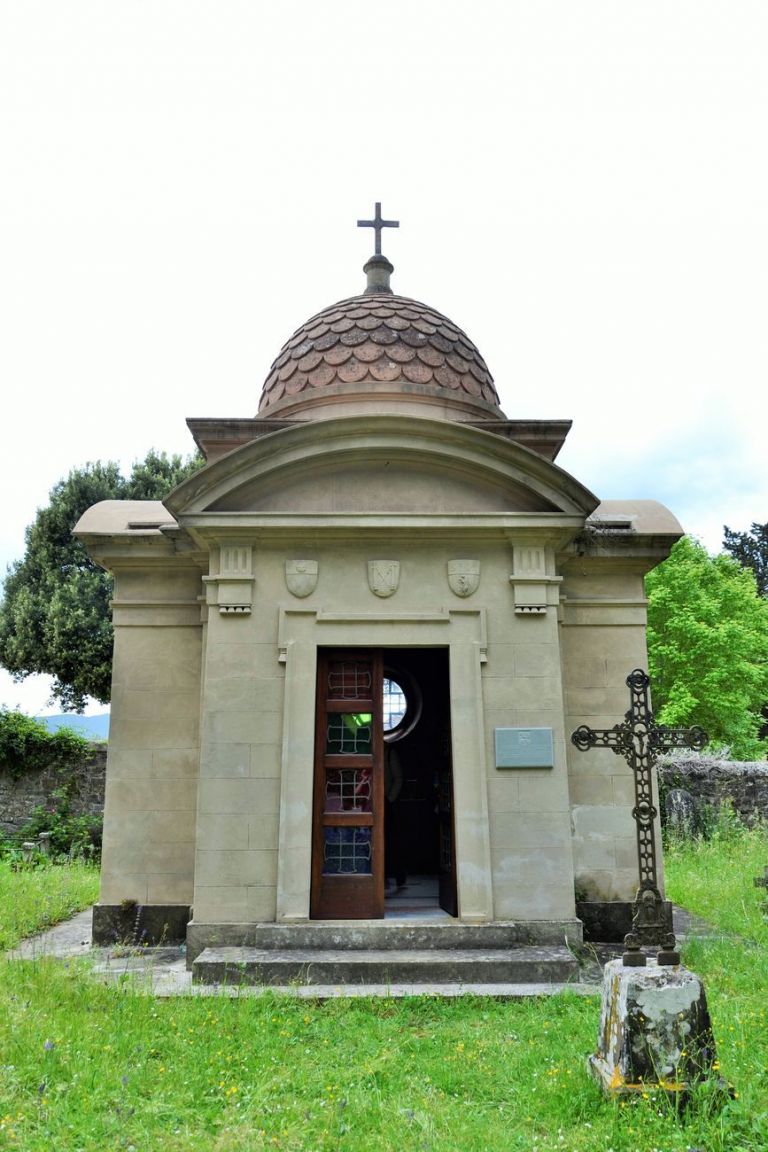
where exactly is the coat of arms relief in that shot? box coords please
[367,560,400,598]
[285,560,319,598]
[447,559,480,598]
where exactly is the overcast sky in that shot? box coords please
[1,1,766,713]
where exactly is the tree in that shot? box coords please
[646,536,768,760]
[723,521,768,598]
[0,450,203,712]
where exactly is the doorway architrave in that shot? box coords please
[275,607,492,922]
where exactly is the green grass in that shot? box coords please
[0,833,767,1151]
[0,859,100,951]
[664,816,768,945]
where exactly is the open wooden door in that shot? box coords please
[310,651,385,919]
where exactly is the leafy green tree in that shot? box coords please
[0,450,203,711]
[646,536,768,759]
[723,521,768,598]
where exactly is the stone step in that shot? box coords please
[186,919,583,962]
[192,944,579,987]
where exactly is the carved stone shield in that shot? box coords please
[448,559,480,598]
[368,560,400,598]
[285,559,318,598]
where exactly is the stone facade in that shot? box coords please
[0,747,106,840]
[75,269,685,950]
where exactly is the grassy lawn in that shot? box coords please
[1,832,767,1151]
[0,859,100,952]
[664,817,768,945]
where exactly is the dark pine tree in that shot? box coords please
[723,522,768,598]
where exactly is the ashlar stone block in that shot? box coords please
[512,643,562,679]
[201,743,251,779]
[249,742,282,778]
[247,886,278,920]
[568,775,608,805]
[576,867,639,903]
[198,777,281,815]
[147,872,193,904]
[562,656,608,688]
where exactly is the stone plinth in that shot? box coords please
[590,958,718,1097]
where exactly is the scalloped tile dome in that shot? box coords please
[258,293,500,414]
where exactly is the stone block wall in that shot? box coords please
[658,756,768,829]
[0,746,107,841]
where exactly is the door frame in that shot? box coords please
[275,607,493,922]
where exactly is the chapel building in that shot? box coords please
[76,215,682,969]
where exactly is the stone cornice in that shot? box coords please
[164,414,600,520]
[78,536,207,573]
[174,511,588,548]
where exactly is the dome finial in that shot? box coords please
[357,201,399,294]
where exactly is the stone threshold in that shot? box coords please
[191,942,579,986]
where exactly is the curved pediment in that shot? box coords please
[164,415,599,519]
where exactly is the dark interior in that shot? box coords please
[384,647,451,878]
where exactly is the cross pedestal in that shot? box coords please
[590,957,722,1100]
[571,669,707,966]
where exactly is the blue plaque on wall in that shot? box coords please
[495,727,554,769]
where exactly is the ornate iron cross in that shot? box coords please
[357,202,399,255]
[571,669,707,966]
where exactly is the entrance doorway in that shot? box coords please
[310,648,456,920]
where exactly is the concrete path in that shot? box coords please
[6,908,95,960]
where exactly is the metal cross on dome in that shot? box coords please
[571,669,707,966]
[357,202,399,256]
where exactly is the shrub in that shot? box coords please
[17,787,102,860]
[0,708,90,780]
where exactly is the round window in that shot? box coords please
[382,668,422,742]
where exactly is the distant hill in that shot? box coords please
[36,713,110,741]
